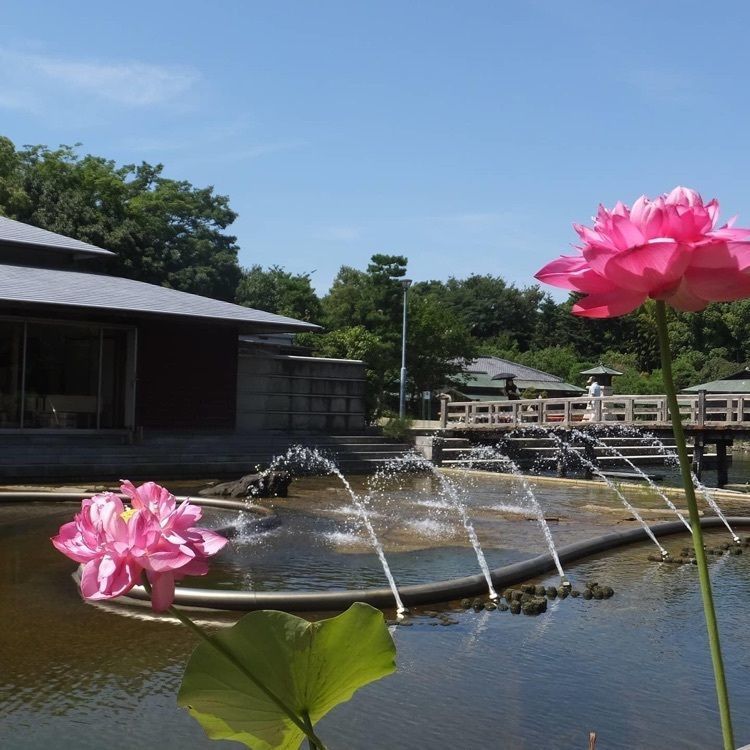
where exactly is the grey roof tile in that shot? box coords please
[0,263,320,332]
[464,356,563,383]
[0,216,114,256]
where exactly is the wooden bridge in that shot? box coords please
[436,393,750,487]
[439,393,750,432]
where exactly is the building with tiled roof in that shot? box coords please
[0,217,356,437]
[451,356,584,401]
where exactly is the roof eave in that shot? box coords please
[0,237,115,258]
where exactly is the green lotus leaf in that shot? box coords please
[177,603,396,749]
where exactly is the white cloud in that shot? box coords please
[0,47,199,111]
[33,57,196,106]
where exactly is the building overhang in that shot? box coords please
[0,263,321,334]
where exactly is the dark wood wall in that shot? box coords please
[136,321,238,430]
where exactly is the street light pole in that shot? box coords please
[399,278,412,419]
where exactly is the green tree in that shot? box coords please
[406,293,477,397]
[419,274,543,349]
[0,138,241,300]
[236,265,322,322]
[322,254,408,342]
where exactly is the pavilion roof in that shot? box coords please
[0,216,113,258]
[579,364,624,376]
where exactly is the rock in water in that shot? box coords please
[199,471,292,499]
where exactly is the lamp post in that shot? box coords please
[399,278,412,419]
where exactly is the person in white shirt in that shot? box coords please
[587,377,601,398]
[583,376,601,421]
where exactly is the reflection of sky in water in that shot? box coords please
[2,471,750,749]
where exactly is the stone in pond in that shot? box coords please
[460,598,471,609]
[535,585,546,596]
[521,584,536,594]
[472,598,484,611]
[557,586,569,599]
[546,586,558,598]
[485,601,497,611]
[593,588,604,600]
[521,599,547,615]
[570,589,581,598]
[509,601,521,614]
[582,590,593,600]
[497,602,509,612]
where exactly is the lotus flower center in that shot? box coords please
[120,507,138,522]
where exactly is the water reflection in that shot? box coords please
[2,478,750,749]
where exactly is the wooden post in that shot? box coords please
[697,390,706,428]
[692,435,704,481]
[563,399,571,425]
[625,397,633,423]
[439,396,449,428]
[716,441,729,488]
[593,398,602,422]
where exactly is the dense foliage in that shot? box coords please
[3,137,747,417]
[0,137,242,300]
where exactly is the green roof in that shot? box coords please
[580,364,623,376]
[517,379,585,393]
[682,380,750,393]
[454,391,509,402]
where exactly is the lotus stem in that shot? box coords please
[654,300,734,750]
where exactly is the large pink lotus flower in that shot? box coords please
[52,481,228,612]
[535,187,750,317]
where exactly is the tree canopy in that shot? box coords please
[0,137,241,300]
[235,265,322,322]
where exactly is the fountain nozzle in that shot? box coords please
[396,607,409,620]
[560,577,572,590]
[488,590,499,601]
[660,549,670,561]
[733,536,742,546]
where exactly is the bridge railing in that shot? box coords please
[440,393,750,429]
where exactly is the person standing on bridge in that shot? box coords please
[584,376,601,421]
[586,376,601,398]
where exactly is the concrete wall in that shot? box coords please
[236,349,366,432]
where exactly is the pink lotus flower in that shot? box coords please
[535,187,750,317]
[52,481,227,612]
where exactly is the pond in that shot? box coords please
[2,472,750,749]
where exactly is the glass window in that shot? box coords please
[100,328,128,428]
[0,321,23,428]
[24,324,101,429]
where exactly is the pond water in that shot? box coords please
[2,472,750,749]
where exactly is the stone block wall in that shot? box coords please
[236,350,366,432]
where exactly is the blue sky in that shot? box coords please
[2,1,750,295]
